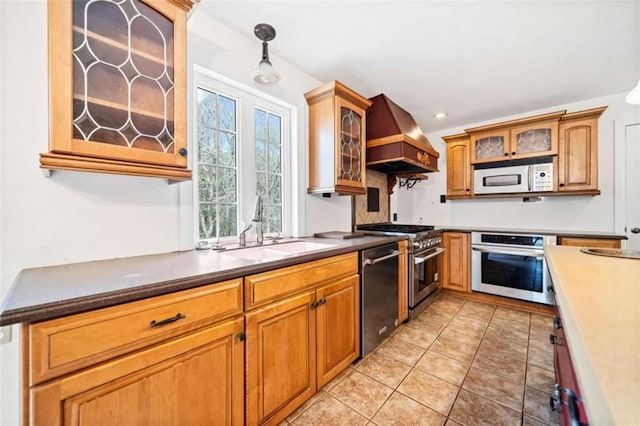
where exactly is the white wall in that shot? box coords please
[394,93,636,234]
[0,3,350,424]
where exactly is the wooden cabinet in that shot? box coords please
[42,0,194,180]
[25,279,244,425]
[551,300,589,425]
[443,107,606,198]
[442,232,470,292]
[444,133,472,198]
[558,236,621,249]
[245,254,360,424]
[557,107,606,194]
[305,81,372,195]
[397,240,409,323]
[469,111,562,164]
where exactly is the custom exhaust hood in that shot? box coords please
[366,94,439,175]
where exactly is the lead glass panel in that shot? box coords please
[72,0,175,153]
[475,136,505,159]
[340,107,362,181]
[516,129,552,154]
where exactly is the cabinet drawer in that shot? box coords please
[245,253,358,310]
[558,237,621,248]
[28,279,243,385]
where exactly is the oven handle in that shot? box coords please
[363,250,401,267]
[471,246,544,258]
[414,247,446,264]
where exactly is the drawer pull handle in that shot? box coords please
[549,334,558,345]
[150,313,186,328]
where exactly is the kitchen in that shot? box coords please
[0,1,639,425]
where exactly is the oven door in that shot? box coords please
[410,247,445,308]
[471,245,552,305]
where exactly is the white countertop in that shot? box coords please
[545,246,640,425]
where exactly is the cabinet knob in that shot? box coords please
[178,148,188,157]
[553,316,562,330]
[559,183,565,187]
[318,297,327,305]
[466,188,470,192]
[504,153,509,156]
[549,334,558,345]
[512,151,516,155]
[631,227,640,234]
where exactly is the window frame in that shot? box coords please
[191,66,294,244]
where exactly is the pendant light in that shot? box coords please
[625,79,640,104]
[250,23,280,85]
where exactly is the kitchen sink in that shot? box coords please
[221,240,337,261]
[580,248,640,260]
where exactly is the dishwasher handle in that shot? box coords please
[363,250,401,267]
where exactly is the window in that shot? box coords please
[194,70,291,242]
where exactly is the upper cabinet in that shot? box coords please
[41,0,195,181]
[444,106,607,199]
[305,81,372,195]
[469,111,563,163]
[557,107,607,193]
[443,133,471,198]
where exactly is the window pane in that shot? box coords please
[197,89,217,128]
[219,96,236,131]
[264,205,282,234]
[218,131,236,167]
[255,109,267,142]
[268,114,281,145]
[198,203,216,239]
[256,140,267,172]
[256,171,267,195]
[268,144,281,173]
[218,167,237,203]
[268,174,281,204]
[218,204,237,237]
[198,128,216,164]
[198,165,216,202]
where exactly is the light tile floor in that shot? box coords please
[284,294,560,426]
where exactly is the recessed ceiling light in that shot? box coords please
[433,112,447,119]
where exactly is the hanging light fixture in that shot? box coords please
[250,23,280,85]
[625,79,640,104]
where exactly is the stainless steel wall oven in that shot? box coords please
[471,232,556,305]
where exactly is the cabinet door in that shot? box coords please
[470,130,510,163]
[558,118,598,192]
[246,291,317,425]
[442,232,470,292]
[446,138,472,197]
[334,97,367,194]
[30,317,244,426]
[509,120,558,159]
[316,275,360,388]
[46,0,190,176]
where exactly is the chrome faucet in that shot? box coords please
[238,223,252,247]
[253,195,264,245]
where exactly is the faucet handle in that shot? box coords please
[266,232,282,243]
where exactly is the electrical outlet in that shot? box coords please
[393,213,398,221]
[0,325,12,344]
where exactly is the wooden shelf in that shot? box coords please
[73,26,167,66]
[74,94,171,122]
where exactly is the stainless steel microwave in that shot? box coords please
[474,163,553,194]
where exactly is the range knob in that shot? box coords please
[413,241,421,250]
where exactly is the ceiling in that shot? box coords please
[196,1,639,132]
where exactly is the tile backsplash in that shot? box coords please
[355,170,389,225]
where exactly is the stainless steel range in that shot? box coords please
[357,224,445,318]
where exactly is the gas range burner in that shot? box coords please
[357,224,435,233]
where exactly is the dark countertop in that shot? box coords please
[0,236,403,326]
[436,226,627,240]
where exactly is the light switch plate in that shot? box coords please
[0,325,12,344]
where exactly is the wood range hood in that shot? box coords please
[366,94,439,175]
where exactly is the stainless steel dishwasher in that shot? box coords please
[361,243,401,357]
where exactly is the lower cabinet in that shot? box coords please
[550,288,589,425]
[30,316,245,426]
[246,273,360,425]
[442,232,470,292]
[397,240,409,323]
[558,236,621,249]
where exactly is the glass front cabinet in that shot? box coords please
[470,112,564,164]
[305,81,372,195]
[41,0,195,180]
